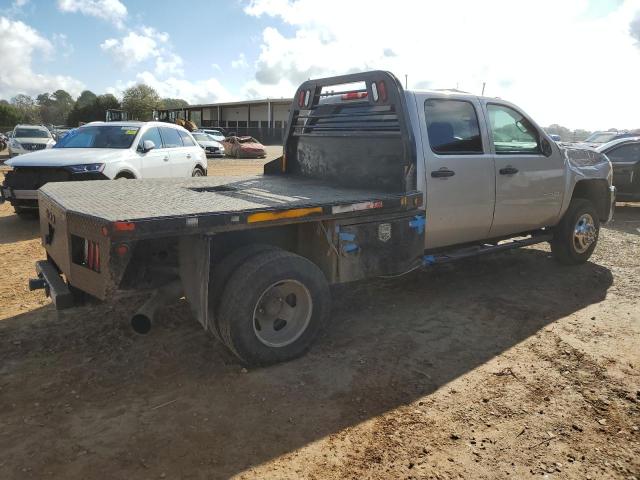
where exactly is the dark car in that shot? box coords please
[597,137,640,201]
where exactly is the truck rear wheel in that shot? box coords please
[208,244,278,340]
[217,249,330,366]
[551,198,600,265]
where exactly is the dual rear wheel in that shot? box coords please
[211,247,330,366]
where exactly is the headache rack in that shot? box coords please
[272,71,417,193]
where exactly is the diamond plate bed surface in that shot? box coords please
[40,175,406,221]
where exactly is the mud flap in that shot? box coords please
[178,235,211,330]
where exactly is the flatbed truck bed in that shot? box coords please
[39,174,421,237]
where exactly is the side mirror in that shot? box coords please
[140,140,156,153]
[541,138,553,157]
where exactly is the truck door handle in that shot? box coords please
[431,169,455,178]
[499,166,518,175]
[186,153,192,159]
[163,156,169,162]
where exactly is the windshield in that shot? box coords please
[192,133,212,142]
[14,128,51,139]
[238,137,258,143]
[54,125,140,149]
[207,130,222,136]
[585,132,617,143]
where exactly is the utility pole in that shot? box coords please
[405,74,408,89]
[482,82,486,96]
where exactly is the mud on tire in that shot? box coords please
[217,249,330,366]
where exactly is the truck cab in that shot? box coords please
[409,90,570,248]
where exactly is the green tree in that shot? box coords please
[36,89,75,125]
[76,90,98,109]
[97,93,120,111]
[0,103,20,126]
[122,84,161,121]
[160,98,189,110]
[11,94,40,123]
[67,93,122,126]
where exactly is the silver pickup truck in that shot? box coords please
[28,71,615,366]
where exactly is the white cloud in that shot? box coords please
[109,72,235,105]
[244,0,640,130]
[155,53,183,77]
[0,16,85,99]
[100,27,182,76]
[101,30,161,66]
[231,53,249,69]
[57,0,127,28]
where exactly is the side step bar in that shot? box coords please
[423,233,553,265]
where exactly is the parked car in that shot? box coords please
[197,128,226,142]
[222,136,266,158]
[8,124,56,157]
[580,130,637,148]
[597,137,640,201]
[26,71,614,366]
[548,134,561,141]
[0,133,7,151]
[191,132,225,158]
[0,121,207,216]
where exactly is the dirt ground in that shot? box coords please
[0,150,638,479]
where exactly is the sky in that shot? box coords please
[0,0,639,130]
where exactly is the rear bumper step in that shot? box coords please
[30,260,75,309]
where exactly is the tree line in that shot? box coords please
[0,84,188,128]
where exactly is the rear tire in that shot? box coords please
[217,249,330,366]
[551,198,600,265]
[208,244,278,340]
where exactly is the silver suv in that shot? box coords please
[9,125,56,157]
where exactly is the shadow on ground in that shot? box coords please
[603,202,640,235]
[0,209,39,244]
[0,248,613,479]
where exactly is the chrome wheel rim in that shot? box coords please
[252,280,313,348]
[573,213,596,254]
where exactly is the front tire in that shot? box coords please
[551,198,600,265]
[217,249,330,366]
[192,166,205,177]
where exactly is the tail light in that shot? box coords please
[341,91,368,100]
[298,89,311,108]
[84,239,101,272]
[377,80,387,102]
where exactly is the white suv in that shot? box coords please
[1,121,207,215]
[8,124,56,156]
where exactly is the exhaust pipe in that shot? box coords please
[131,280,183,334]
